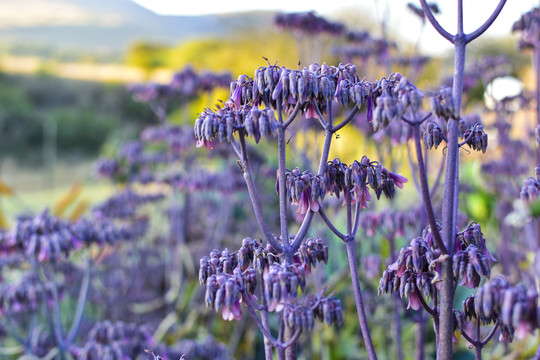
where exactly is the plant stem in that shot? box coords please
[63,260,91,347]
[292,102,334,251]
[238,132,282,252]
[344,239,378,360]
[277,117,291,259]
[388,234,403,360]
[475,320,482,360]
[412,125,447,254]
[260,273,273,360]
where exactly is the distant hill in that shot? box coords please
[0,0,276,61]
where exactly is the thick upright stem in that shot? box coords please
[438,33,467,360]
[474,320,482,360]
[285,326,297,360]
[345,240,378,360]
[277,124,291,258]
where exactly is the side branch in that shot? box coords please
[243,292,300,350]
[414,284,436,318]
[283,102,302,129]
[63,260,92,346]
[238,132,283,252]
[332,107,359,133]
[292,101,334,251]
[419,0,454,43]
[465,0,507,43]
[412,125,448,254]
[318,207,347,240]
[480,321,499,347]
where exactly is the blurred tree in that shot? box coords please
[126,41,169,78]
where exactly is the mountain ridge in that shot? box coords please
[0,0,276,60]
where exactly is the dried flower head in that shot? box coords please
[430,87,457,122]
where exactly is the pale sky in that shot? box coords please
[132,0,537,55]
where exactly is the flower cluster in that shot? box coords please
[430,87,457,121]
[0,209,136,262]
[194,104,278,148]
[372,73,424,131]
[283,303,315,332]
[92,189,165,219]
[325,157,407,207]
[278,168,325,213]
[423,121,446,150]
[74,321,154,360]
[141,124,196,155]
[357,207,421,237]
[0,273,62,315]
[512,7,540,51]
[520,165,540,202]
[128,66,231,103]
[204,271,250,321]
[274,11,345,36]
[461,124,488,153]
[277,157,407,215]
[167,168,245,194]
[263,262,304,312]
[195,64,425,150]
[380,222,497,311]
[296,237,328,273]
[199,235,331,323]
[452,245,492,289]
[462,277,540,341]
[454,222,495,288]
[379,236,439,310]
[332,29,396,64]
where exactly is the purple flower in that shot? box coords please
[383,167,408,189]
[351,184,372,209]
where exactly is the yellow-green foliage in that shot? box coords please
[166,31,299,76]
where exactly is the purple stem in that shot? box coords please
[345,238,378,360]
[259,273,274,360]
[238,132,283,252]
[276,102,292,259]
[480,321,499,347]
[332,107,359,133]
[291,101,334,251]
[475,319,482,360]
[465,0,507,43]
[242,291,301,351]
[63,260,91,346]
[418,0,453,42]
[318,207,347,240]
[430,151,446,196]
[412,125,447,254]
[351,202,362,238]
[388,234,403,360]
